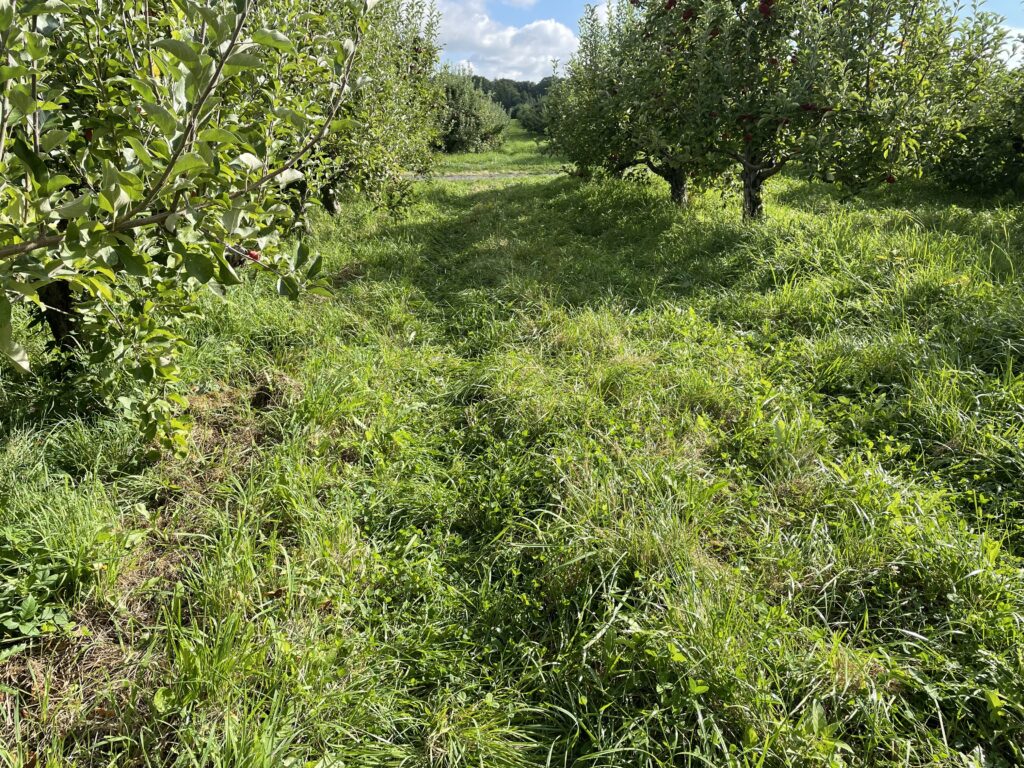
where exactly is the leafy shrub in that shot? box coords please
[936,65,1024,194]
[0,0,424,450]
[436,70,510,153]
[512,99,549,136]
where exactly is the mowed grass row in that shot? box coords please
[0,166,1022,766]
[434,122,563,175]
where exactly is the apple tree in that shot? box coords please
[933,23,1024,194]
[546,4,642,179]
[284,0,442,212]
[0,0,376,449]
[556,0,1003,219]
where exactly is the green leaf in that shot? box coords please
[253,29,292,51]
[235,152,263,171]
[0,296,30,374]
[124,77,156,102]
[329,118,357,133]
[152,687,175,715]
[306,255,323,280]
[155,38,201,64]
[223,51,264,70]
[195,7,224,39]
[687,677,709,695]
[99,184,131,213]
[46,174,75,194]
[142,101,178,138]
[8,85,37,116]
[169,153,208,180]
[198,127,240,144]
[216,253,242,286]
[55,193,92,219]
[183,251,216,284]
[276,168,304,187]
[11,137,47,183]
[295,240,310,270]
[276,274,300,300]
[0,0,13,32]
[222,205,244,233]
[41,129,70,152]
[118,248,149,277]
[126,137,154,167]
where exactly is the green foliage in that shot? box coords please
[512,99,549,136]
[0,529,79,642]
[437,69,511,154]
[0,0,381,450]
[471,74,557,113]
[303,0,443,210]
[937,64,1024,195]
[2,134,1023,764]
[546,5,639,178]
[550,0,1007,219]
[471,74,557,136]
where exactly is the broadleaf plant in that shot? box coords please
[0,0,375,450]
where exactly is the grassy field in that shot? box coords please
[1,135,1023,766]
[435,121,563,175]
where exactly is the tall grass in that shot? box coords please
[0,161,1022,766]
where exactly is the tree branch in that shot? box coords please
[119,3,250,226]
[0,23,364,265]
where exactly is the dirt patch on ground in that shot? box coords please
[0,607,164,755]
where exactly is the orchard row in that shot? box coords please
[0,0,447,446]
[546,0,1023,219]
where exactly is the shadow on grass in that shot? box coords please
[350,173,1024,381]
[367,176,757,310]
[776,173,1023,225]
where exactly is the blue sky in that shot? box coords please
[438,0,584,80]
[484,0,591,30]
[988,0,1024,26]
[440,0,1024,81]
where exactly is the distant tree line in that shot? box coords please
[471,75,560,136]
[471,75,559,112]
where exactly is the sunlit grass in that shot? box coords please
[1,146,1023,766]
[435,120,563,175]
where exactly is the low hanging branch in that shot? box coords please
[0,0,377,449]
[0,4,364,264]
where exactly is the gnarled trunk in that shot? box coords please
[38,281,78,352]
[668,170,689,207]
[651,161,689,207]
[741,165,765,221]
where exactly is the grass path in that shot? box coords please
[1,136,1023,766]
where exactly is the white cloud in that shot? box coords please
[439,0,577,81]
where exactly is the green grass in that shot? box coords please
[1,149,1024,766]
[435,121,563,175]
